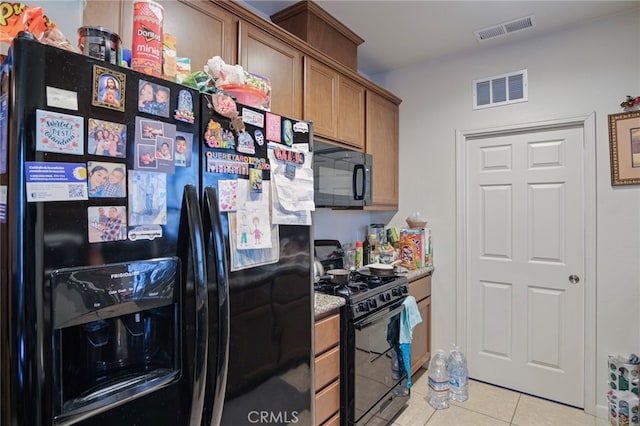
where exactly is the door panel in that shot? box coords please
[467,126,584,407]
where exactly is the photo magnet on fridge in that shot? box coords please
[88,118,127,158]
[92,65,126,112]
[88,206,127,243]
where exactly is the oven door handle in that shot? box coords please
[355,302,405,330]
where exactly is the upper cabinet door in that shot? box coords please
[366,91,399,210]
[238,21,302,119]
[337,76,365,150]
[303,57,338,139]
[84,0,237,74]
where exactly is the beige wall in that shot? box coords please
[374,7,640,417]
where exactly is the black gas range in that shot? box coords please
[315,271,410,425]
[315,271,409,321]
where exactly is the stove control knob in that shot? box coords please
[386,293,392,301]
[358,302,369,312]
[379,294,386,302]
[368,299,377,309]
[392,288,400,297]
[401,285,408,294]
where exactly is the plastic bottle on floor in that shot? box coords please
[428,349,450,409]
[447,345,469,402]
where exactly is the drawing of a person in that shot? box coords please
[252,216,263,244]
[239,214,250,246]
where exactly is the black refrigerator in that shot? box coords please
[0,35,228,425]
[199,90,314,424]
[0,34,314,426]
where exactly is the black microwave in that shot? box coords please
[313,140,372,208]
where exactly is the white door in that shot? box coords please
[466,125,584,407]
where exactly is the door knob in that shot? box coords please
[568,275,580,284]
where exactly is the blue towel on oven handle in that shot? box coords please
[400,296,422,388]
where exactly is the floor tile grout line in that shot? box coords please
[510,393,522,425]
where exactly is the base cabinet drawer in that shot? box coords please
[315,313,340,355]
[315,380,340,426]
[322,412,340,426]
[315,345,340,392]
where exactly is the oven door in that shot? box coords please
[352,299,406,423]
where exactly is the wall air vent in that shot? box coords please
[474,15,536,41]
[473,69,528,109]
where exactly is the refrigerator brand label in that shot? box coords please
[25,162,88,202]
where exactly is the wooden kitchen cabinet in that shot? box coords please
[408,274,431,375]
[314,312,340,426]
[83,0,236,73]
[238,21,303,119]
[366,90,400,210]
[303,57,365,149]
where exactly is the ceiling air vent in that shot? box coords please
[474,15,536,41]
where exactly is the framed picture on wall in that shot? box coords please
[608,110,640,185]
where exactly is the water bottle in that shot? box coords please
[428,349,450,409]
[447,345,469,402]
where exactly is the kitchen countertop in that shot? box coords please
[314,293,345,319]
[402,265,434,282]
[313,266,434,319]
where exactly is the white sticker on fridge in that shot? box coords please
[46,87,79,111]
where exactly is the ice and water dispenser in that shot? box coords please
[51,257,180,419]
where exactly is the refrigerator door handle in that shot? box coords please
[203,186,230,426]
[177,185,208,425]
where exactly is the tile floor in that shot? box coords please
[366,369,609,426]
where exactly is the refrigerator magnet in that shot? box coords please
[174,132,193,167]
[138,80,170,118]
[35,109,84,155]
[88,118,127,158]
[87,206,127,243]
[265,112,281,143]
[174,90,195,123]
[128,170,167,226]
[236,131,255,155]
[283,119,293,146]
[87,161,126,198]
[249,168,263,193]
[25,162,88,202]
[92,65,126,112]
